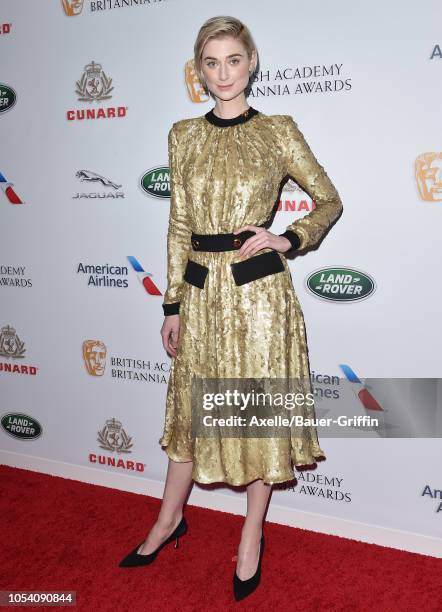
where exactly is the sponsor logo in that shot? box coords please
[127,256,162,295]
[0,325,25,358]
[67,61,127,121]
[77,261,129,287]
[1,412,42,440]
[75,257,161,296]
[339,364,383,412]
[98,417,133,452]
[306,267,375,302]
[89,417,145,472]
[0,83,17,115]
[421,484,442,513]
[73,169,124,199]
[76,60,113,102]
[279,178,315,213]
[140,166,170,199]
[0,324,38,375]
[0,171,25,204]
[82,339,170,382]
[415,153,442,202]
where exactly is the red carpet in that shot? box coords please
[1,465,441,611]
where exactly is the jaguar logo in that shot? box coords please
[76,170,122,190]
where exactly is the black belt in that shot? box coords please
[191,224,266,252]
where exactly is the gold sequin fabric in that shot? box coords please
[159,109,343,486]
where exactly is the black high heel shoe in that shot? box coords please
[233,534,265,601]
[118,515,187,568]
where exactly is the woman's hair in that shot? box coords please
[194,16,258,95]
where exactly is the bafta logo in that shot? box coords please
[97,418,133,453]
[184,59,210,103]
[415,152,442,201]
[76,61,114,103]
[61,0,84,16]
[0,325,26,358]
[83,339,106,376]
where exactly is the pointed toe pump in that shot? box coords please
[233,534,265,601]
[118,515,187,568]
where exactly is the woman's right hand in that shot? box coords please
[161,314,180,358]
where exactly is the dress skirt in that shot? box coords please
[159,247,326,486]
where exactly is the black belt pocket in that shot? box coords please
[230,250,285,286]
[183,259,209,289]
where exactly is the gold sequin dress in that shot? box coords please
[159,106,343,486]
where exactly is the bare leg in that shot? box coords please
[235,479,272,580]
[138,458,193,555]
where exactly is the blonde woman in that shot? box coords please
[120,15,342,602]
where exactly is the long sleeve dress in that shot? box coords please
[159,106,343,486]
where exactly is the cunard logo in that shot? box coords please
[67,61,128,121]
[89,418,145,472]
[73,170,124,199]
[76,61,113,102]
[0,325,38,375]
[98,418,133,453]
[279,178,315,213]
[0,325,25,358]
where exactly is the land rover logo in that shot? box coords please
[1,412,42,439]
[140,166,170,199]
[0,83,17,114]
[306,267,375,302]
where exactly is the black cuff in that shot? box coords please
[162,302,180,316]
[279,230,301,251]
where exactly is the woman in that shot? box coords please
[119,15,343,602]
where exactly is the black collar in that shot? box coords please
[204,106,259,127]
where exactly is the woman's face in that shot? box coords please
[200,35,255,101]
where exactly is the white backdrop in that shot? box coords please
[1,0,441,557]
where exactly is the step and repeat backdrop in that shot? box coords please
[1,0,441,552]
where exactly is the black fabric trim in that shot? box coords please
[183,259,209,289]
[162,302,180,316]
[191,224,266,252]
[230,250,285,287]
[279,230,301,251]
[204,106,259,127]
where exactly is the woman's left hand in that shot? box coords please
[233,224,292,257]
